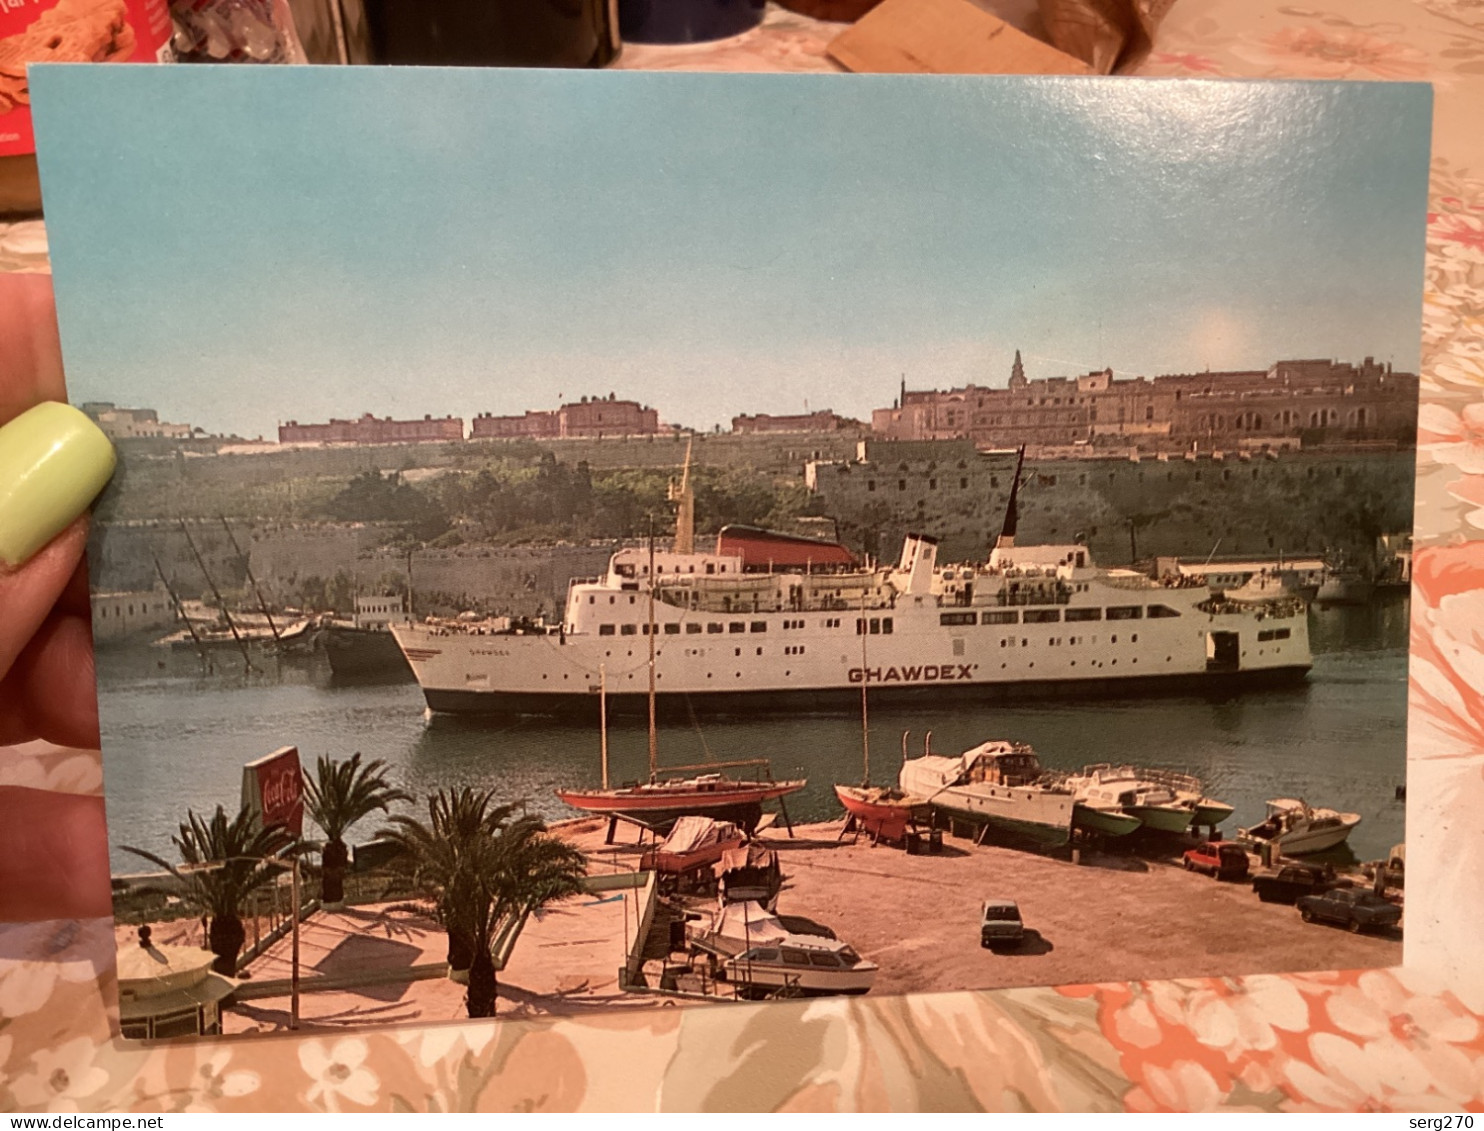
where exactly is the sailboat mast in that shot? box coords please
[859,590,870,786]
[219,516,279,641]
[179,519,254,671]
[600,664,609,790]
[647,522,658,782]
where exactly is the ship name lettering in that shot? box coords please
[848,664,975,683]
[470,648,511,657]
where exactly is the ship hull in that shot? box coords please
[324,626,414,679]
[419,665,1310,718]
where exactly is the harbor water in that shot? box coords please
[98,596,1410,872]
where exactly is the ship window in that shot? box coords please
[629,596,636,605]
[707,623,723,634]
[664,623,680,634]
[641,624,650,635]
[982,610,1018,625]
[869,618,881,634]
[621,624,637,636]
[1147,605,1180,618]
[898,480,907,491]
[940,612,976,626]
[781,950,810,966]
[929,478,937,489]
[1274,627,1290,639]
[1024,609,1060,623]
[686,623,702,634]
[729,622,745,634]
[1258,629,1274,642]
[961,478,969,489]
[706,564,715,575]
[808,953,840,968]
[746,949,779,962]
[609,596,615,604]
[867,481,876,492]
[599,625,616,636]
[882,618,893,634]
[1065,608,1100,622]
[751,622,767,633]
[735,648,741,656]
[1106,606,1142,620]
[856,619,866,635]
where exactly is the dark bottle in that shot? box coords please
[358,0,619,67]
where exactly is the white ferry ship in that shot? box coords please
[390,515,1311,719]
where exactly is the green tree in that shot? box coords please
[123,806,300,975]
[302,753,410,906]
[379,789,586,1018]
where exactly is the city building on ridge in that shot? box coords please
[278,413,465,445]
[471,393,661,440]
[80,402,193,440]
[730,409,862,434]
[871,352,1417,456]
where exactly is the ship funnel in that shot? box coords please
[903,534,938,594]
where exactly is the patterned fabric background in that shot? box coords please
[4,0,1484,1111]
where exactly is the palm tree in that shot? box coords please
[467,812,587,1018]
[302,752,410,907]
[379,788,519,978]
[379,789,586,1017]
[124,805,299,975]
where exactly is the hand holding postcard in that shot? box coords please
[30,67,1429,1040]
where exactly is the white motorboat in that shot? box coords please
[1062,764,1197,834]
[1238,798,1361,856]
[688,901,878,997]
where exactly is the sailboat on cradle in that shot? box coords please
[555,448,807,834]
[833,594,926,842]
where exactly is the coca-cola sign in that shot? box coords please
[241,746,304,837]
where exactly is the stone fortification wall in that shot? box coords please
[88,519,613,618]
[807,442,1416,567]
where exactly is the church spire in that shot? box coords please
[1010,349,1026,388]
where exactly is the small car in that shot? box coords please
[980,900,1025,949]
[1182,840,1251,881]
[1251,863,1342,904]
[1295,888,1402,934]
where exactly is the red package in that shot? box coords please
[0,0,174,157]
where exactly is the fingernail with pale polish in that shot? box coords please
[0,402,116,569]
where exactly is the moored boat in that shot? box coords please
[1141,768,1235,828]
[392,448,1312,718]
[1238,798,1361,856]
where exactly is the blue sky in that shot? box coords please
[32,69,1431,439]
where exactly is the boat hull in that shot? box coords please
[1072,804,1143,837]
[556,780,805,831]
[324,626,414,679]
[418,665,1311,718]
[1191,800,1236,828]
[834,784,922,841]
[719,961,876,997]
[1125,804,1196,835]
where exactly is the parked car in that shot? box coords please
[1251,863,1344,904]
[1295,888,1402,934]
[980,900,1025,949]
[1182,841,1251,880]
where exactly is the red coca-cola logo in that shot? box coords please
[247,747,305,837]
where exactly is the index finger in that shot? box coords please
[0,273,67,422]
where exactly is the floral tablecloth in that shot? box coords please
[5,0,1484,1111]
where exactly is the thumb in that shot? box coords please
[0,402,115,682]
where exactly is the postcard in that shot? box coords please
[30,67,1430,1039]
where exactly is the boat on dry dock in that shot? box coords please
[687,901,878,997]
[898,739,1141,840]
[1062,764,1198,834]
